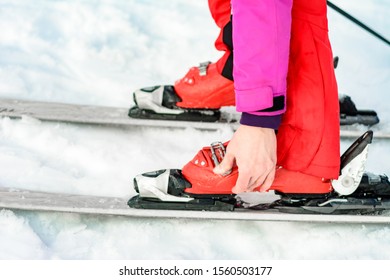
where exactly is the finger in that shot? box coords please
[248,174,262,188]
[259,167,276,192]
[246,166,275,192]
[232,171,252,194]
[213,153,235,176]
[246,172,267,192]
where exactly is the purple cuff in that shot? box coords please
[240,113,282,130]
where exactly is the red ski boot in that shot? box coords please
[182,142,238,195]
[129,62,235,121]
[181,142,333,195]
[174,61,235,109]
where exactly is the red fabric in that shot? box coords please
[208,0,340,181]
[276,0,340,179]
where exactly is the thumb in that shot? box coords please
[213,153,235,176]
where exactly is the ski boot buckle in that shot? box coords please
[198,61,211,76]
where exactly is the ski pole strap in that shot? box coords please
[327,1,390,47]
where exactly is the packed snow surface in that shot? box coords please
[0,0,389,259]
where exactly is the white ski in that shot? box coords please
[1,187,390,224]
[0,98,236,131]
[1,98,389,139]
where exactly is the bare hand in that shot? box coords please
[213,125,277,193]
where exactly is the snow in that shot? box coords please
[0,0,389,260]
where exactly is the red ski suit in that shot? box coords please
[209,0,340,180]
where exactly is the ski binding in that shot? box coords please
[129,130,390,215]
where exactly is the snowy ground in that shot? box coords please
[0,0,390,260]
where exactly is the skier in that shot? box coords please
[175,0,339,195]
[133,0,341,196]
[129,0,390,212]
